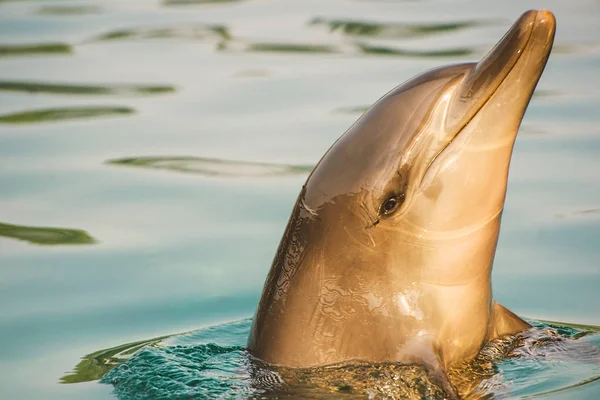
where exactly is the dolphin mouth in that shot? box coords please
[419,9,556,186]
[445,9,555,133]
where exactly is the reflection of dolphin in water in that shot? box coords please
[248,9,556,397]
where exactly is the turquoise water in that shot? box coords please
[0,0,599,399]
[59,319,599,399]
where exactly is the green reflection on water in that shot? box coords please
[541,320,600,333]
[0,81,175,96]
[92,25,230,42]
[0,43,72,57]
[358,43,473,57]
[107,156,314,177]
[163,0,243,6]
[220,42,473,57]
[0,106,134,124]
[310,18,480,39]
[246,43,338,54]
[37,5,101,15]
[60,335,170,384]
[0,222,96,245]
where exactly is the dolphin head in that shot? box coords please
[249,10,556,370]
[304,9,555,272]
[307,9,554,230]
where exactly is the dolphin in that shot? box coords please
[248,9,556,397]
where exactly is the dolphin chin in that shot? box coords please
[248,9,556,399]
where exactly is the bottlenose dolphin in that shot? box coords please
[248,9,556,397]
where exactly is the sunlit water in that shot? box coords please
[0,0,598,399]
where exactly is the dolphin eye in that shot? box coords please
[380,195,402,215]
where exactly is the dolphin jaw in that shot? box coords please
[416,9,555,194]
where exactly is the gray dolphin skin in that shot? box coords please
[248,9,556,397]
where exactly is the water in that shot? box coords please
[59,319,599,399]
[0,0,598,399]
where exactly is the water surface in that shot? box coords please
[0,0,599,399]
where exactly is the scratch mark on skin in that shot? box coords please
[357,201,379,247]
[366,230,376,247]
[300,198,319,217]
[357,200,380,230]
[343,226,378,251]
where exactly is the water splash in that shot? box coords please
[61,318,600,399]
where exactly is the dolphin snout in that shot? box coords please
[445,9,555,134]
[531,9,557,51]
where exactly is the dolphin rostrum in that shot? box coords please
[248,9,556,397]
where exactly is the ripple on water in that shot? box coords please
[36,5,102,15]
[0,106,135,124]
[219,40,475,57]
[220,17,485,57]
[90,24,230,42]
[357,43,474,57]
[162,0,244,5]
[333,105,371,114]
[552,42,600,55]
[0,81,175,96]
[106,156,314,178]
[555,208,600,220]
[60,334,171,384]
[309,18,485,39]
[0,43,72,57]
[60,319,600,399]
[239,42,339,54]
[0,222,96,245]
[81,17,478,58]
[573,209,600,216]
